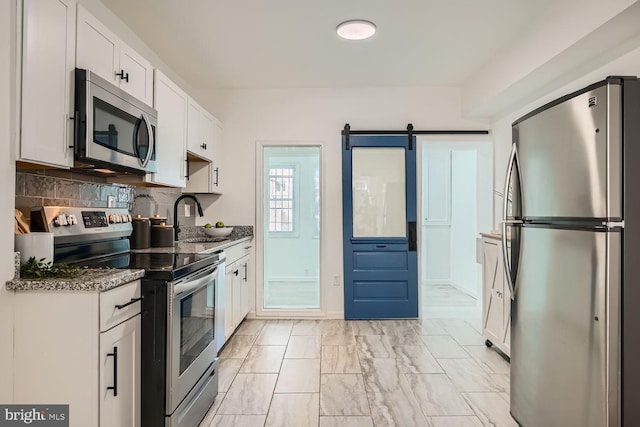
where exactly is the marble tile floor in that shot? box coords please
[199,317,515,427]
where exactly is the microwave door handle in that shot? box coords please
[139,112,154,168]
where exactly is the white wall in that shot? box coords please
[463,0,639,116]
[0,0,17,402]
[208,87,488,317]
[449,151,479,298]
[492,45,640,228]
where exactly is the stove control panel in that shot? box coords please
[31,206,133,243]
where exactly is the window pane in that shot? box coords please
[352,147,406,238]
[263,146,320,309]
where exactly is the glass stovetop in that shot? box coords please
[80,251,220,280]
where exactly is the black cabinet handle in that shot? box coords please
[107,346,118,397]
[115,296,143,310]
[200,143,207,150]
[115,70,129,82]
[234,269,239,276]
[214,168,219,186]
[243,264,247,281]
[185,159,190,180]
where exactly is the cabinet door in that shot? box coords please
[199,110,216,161]
[482,239,503,345]
[187,99,208,159]
[501,250,512,355]
[210,120,224,194]
[100,315,141,427]
[240,256,250,319]
[76,5,119,85]
[224,265,235,339]
[151,70,187,187]
[119,43,154,106]
[232,265,242,328]
[20,0,75,168]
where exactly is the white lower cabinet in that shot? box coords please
[13,280,142,427]
[222,240,253,341]
[99,315,141,427]
[481,235,511,357]
[224,262,236,340]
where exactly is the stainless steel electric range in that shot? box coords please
[30,206,224,427]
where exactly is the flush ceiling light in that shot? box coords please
[336,20,376,40]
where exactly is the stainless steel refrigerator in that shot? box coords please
[503,76,640,427]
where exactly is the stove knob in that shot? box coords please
[58,214,69,226]
[125,213,132,223]
[67,214,77,225]
[115,214,122,223]
[108,214,114,224]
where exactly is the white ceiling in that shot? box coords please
[100,0,560,90]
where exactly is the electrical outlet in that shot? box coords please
[333,274,340,286]
[184,204,191,217]
[107,195,116,208]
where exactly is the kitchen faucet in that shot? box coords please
[173,194,204,240]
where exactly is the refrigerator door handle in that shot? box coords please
[502,222,516,299]
[502,143,517,221]
[502,143,520,300]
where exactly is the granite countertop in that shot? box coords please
[131,235,253,254]
[7,228,253,292]
[6,268,145,292]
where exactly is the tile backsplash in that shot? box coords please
[15,168,196,227]
[15,169,134,210]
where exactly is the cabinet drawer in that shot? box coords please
[224,244,243,265]
[100,280,142,332]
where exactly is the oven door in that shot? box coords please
[167,264,218,413]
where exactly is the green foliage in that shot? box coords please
[20,256,81,279]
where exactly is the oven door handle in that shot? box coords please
[173,266,218,297]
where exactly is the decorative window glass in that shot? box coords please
[268,167,295,232]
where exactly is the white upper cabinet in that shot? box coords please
[76,5,153,106]
[149,70,188,187]
[187,98,219,162]
[185,98,224,194]
[210,119,224,194]
[20,0,76,168]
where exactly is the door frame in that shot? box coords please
[255,140,326,318]
[416,135,493,318]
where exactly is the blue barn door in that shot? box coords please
[342,134,418,319]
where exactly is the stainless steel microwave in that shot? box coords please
[74,68,157,175]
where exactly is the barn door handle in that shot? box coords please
[408,221,417,251]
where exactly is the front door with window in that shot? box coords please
[342,135,418,319]
[262,146,321,310]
